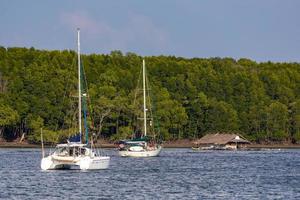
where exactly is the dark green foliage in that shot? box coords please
[0,46,299,143]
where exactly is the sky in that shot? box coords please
[0,0,300,62]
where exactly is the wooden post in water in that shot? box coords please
[41,128,45,158]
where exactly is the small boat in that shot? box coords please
[117,60,162,157]
[41,29,110,170]
[192,145,214,151]
[192,145,233,151]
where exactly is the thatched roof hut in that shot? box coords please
[193,133,250,149]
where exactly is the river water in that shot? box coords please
[0,148,299,199]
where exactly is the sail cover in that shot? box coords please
[68,134,81,143]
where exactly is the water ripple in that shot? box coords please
[0,148,299,199]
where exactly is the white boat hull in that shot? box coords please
[41,156,110,170]
[118,146,162,157]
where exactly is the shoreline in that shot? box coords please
[0,141,300,149]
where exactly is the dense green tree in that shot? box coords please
[206,99,239,132]
[266,102,289,141]
[290,99,300,143]
[0,103,19,138]
[0,46,299,143]
[154,87,188,140]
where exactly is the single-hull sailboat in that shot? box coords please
[41,29,110,170]
[118,144,161,157]
[117,60,162,157]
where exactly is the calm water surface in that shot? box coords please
[0,148,299,199]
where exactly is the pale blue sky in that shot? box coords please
[1,0,299,62]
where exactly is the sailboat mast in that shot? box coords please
[143,59,147,137]
[77,28,82,142]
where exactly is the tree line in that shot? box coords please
[0,46,299,144]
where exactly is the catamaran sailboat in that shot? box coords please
[41,29,110,170]
[118,60,162,157]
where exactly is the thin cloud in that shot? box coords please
[60,11,169,54]
[124,12,168,50]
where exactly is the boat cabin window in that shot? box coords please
[80,148,86,155]
[72,147,82,156]
[55,146,87,156]
[55,147,69,156]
